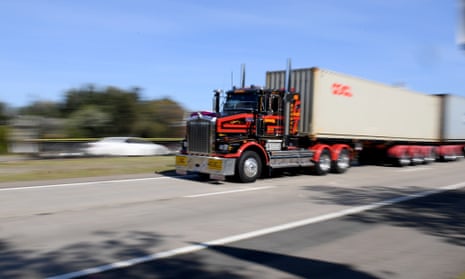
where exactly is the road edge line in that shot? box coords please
[0,176,181,192]
[184,186,275,198]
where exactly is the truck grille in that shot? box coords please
[187,118,215,154]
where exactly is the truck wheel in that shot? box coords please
[236,151,262,183]
[331,148,350,174]
[314,149,331,175]
[410,152,422,166]
[396,154,410,167]
[424,148,437,164]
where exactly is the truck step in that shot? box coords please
[269,150,314,168]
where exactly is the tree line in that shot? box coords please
[1,85,187,139]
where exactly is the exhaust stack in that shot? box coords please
[240,64,246,88]
[458,0,465,50]
[283,59,292,139]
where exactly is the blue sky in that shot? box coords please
[1,0,464,111]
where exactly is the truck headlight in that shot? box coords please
[218,144,229,151]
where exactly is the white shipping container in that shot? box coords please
[440,94,465,141]
[266,68,441,142]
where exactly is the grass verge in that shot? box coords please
[0,156,175,183]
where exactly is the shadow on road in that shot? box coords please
[305,185,428,206]
[202,244,379,279]
[1,229,380,279]
[156,170,226,185]
[0,230,164,278]
[79,244,379,279]
[306,185,465,247]
[348,189,465,247]
[157,167,346,184]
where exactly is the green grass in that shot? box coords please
[0,156,175,183]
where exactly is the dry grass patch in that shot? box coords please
[0,156,175,182]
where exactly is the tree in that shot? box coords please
[18,101,61,118]
[66,106,111,138]
[0,102,9,125]
[0,125,7,154]
[62,85,141,137]
[135,98,185,138]
[103,86,139,135]
[62,84,102,115]
[13,84,186,139]
[0,103,8,153]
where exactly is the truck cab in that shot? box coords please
[176,86,320,183]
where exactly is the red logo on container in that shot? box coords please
[332,83,353,97]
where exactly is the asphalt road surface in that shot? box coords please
[0,161,464,278]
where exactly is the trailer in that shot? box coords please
[437,94,465,160]
[267,68,441,141]
[440,94,465,141]
[176,65,465,182]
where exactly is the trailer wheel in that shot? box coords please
[424,148,437,164]
[331,148,350,174]
[397,155,410,167]
[314,149,331,175]
[236,151,262,183]
[410,151,422,166]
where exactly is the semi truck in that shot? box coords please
[176,64,465,183]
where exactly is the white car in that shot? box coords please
[85,137,170,156]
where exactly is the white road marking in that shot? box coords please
[184,186,275,198]
[398,167,432,172]
[0,176,174,192]
[46,181,465,279]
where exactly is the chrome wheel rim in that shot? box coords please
[337,153,350,169]
[243,157,258,178]
[320,154,331,172]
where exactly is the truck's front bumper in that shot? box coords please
[175,155,236,180]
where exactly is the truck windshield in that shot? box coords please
[222,93,258,113]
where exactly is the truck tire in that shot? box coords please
[396,153,410,167]
[314,149,331,175]
[331,148,350,174]
[236,151,262,183]
[424,148,437,164]
[410,151,422,166]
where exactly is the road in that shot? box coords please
[0,161,464,278]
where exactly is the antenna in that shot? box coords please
[231,71,234,88]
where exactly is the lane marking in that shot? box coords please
[0,176,177,192]
[47,181,465,279]
[398,167,432,172]
[184,186,275,198]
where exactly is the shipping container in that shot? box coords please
[440,94,465,141]
[266,68,441,142]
